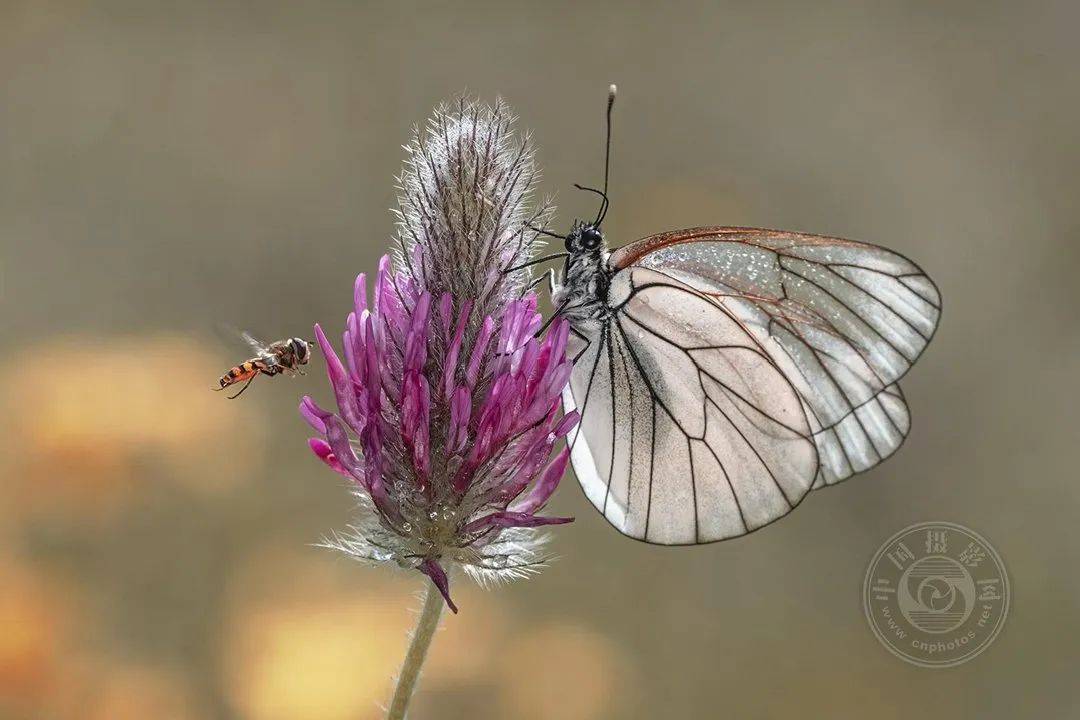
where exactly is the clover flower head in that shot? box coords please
[300,98,574,612]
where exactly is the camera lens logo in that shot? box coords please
[899,556,974,633]
[864,522,1009,668]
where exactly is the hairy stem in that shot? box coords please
[386,583,444,720]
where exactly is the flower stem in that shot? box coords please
[387,583,444,720]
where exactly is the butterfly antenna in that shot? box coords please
[505,251,570,273]
[525,222,567,241]
[574,183,607,202]
[595,83,617,226]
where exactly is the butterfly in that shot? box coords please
[530,86,941,544]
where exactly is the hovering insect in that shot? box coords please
[528,85,941,545]
[215,332,314,399]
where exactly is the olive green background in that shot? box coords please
[2,2,1077,718]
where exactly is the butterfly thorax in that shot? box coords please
[553,222,613,325]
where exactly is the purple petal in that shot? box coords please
[513,446,570,514]
[299,395,328,434]
[308,438,355,480]
[342,325,357,378]
[367,474,397,522]
[401,371,431,483]
[515,337,539,378]
[314,324,364,434]
[499,302,524,354]
[464,511,574,534]
[360,315,383,420]
[465,316,495,388]
[547,318,569,358]
[354,273,368,318]
[553,410,580,438]
[372,256,391,321]
[419,559,458,614]
[404,292,432,372]
[321,414,366,485]
[447,386,472,454]
[442,300,473,398]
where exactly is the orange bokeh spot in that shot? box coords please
[0,334,263,522]
[220,549,511,720]
[497,622,635,720]
[0,558,74,706]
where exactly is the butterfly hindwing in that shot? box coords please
[563,268,819,544]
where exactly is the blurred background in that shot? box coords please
[2,1,1078,718]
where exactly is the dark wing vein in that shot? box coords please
[563,266,817,544]
[612,229,936,486]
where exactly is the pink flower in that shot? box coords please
[300,99,574,612]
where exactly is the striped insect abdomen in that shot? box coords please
[219,360,260,388]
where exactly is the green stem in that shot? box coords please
[386,583,444,720]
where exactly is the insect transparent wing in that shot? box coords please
[215,323,273,356]
[241,331,272,355]
[563,268,818,544]
[612,227,938,486]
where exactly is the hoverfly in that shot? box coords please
[526,86,940,545]
[215,332,314,399]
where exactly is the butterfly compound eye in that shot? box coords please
[581,226,603,250]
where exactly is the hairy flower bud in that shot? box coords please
[302,99,573,611]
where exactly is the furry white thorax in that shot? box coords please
[552,245,613,326]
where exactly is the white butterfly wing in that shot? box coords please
[563,267,818,544]
[611,227,939,486]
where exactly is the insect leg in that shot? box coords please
[227,374,258,399]
[569,325,592,363]
[546,267,559,296]
[518,272,548,298]
[535,295,573,337]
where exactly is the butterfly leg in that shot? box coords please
[568,325,592,363]
[535,295,574,337]
[518,272,548,298]
[546,267,559,296]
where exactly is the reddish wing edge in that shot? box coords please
[609,225,940,488]
[611,225,868,269]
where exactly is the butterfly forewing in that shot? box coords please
[610,227,940,487]
[564,267,819,544]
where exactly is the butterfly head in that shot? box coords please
[565,220,605,255]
